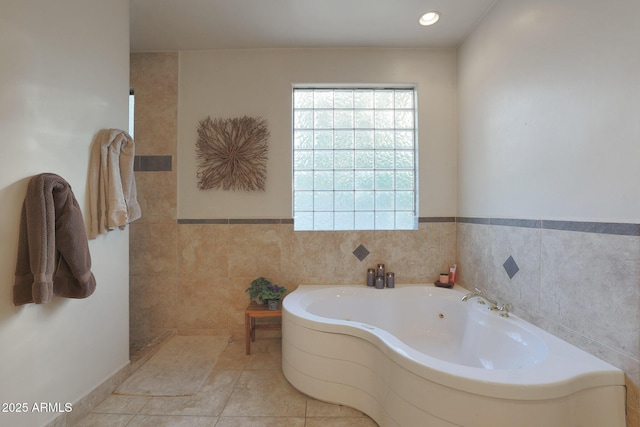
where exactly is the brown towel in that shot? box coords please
[13,173,96,305]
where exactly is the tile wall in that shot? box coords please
[457,220,640,426]
[129,52,179,344]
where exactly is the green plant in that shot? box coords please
[246,277,270,299]
[245,277,287,301]
[260,283,288,300]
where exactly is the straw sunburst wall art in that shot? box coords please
[196,116,270,191]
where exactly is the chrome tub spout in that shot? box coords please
[462,287,498,310]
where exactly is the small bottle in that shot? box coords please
[449,264,457,284]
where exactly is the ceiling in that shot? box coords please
[130,0,497,52]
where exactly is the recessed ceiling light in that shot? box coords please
[419,11,440,26]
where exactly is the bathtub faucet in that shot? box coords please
[461,288,498,310]
[497,303,511,318]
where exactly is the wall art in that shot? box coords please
[196,116,269,191]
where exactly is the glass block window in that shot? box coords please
[293,86,418,231]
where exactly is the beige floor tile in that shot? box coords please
[73,413,134,427]
[73,335,380,427]
[305,417,379,427]
[116,336,227,397]
[139,370,240,416]
[214,417,305,427]
[92,394,151,414]
[127,415,218,426]
[305,398,368,418]
[244,338,283,371]
[214,341,249,370]
[221,370,306,417]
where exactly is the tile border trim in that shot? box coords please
[134,155,172,172]
[457,217,640,236]
[177,218,294,225]
[418,216,456,223]
[541,220,639,236]
[176,217,639,236]
[177,217,454,225]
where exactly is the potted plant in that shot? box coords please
[260,283,288,310]
[245,277,288,310]
[246,277,270,304]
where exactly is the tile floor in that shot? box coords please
[74,337,378,427]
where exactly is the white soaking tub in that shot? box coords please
[282,284,626,427]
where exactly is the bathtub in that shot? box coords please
[282,284,626,427]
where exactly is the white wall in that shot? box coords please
[177,48,458,219]
[0,1,130,426]
[458,0,640,222]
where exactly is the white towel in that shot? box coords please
[88,129,142,238]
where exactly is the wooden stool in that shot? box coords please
[244,302,282,355]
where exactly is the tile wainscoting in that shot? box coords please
[130,218,457,340]
[456,217,640,426]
